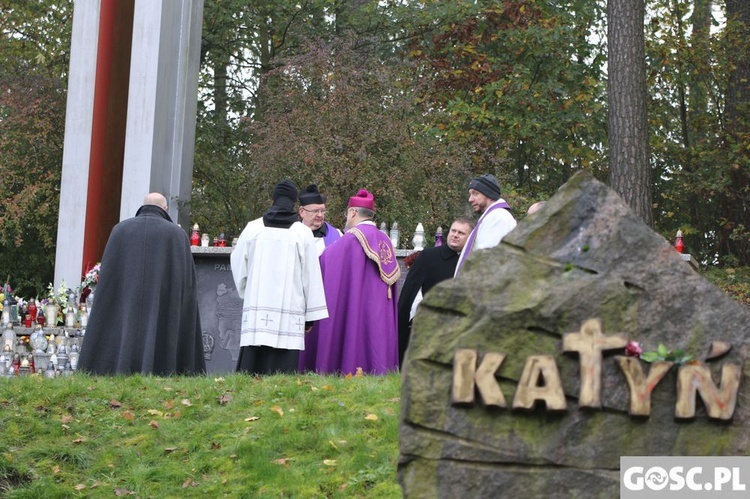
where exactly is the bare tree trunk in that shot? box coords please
[720,0,750,264]
[607,0,653,226]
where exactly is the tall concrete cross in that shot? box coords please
[54,0,204,288]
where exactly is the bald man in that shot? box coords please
[78,192,205,375]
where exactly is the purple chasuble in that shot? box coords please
[322,222,341,247]
[455,201,510,273]
[299,223,401,375]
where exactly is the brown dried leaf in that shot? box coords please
[344,373,353,380]
[72,437,86,444]
[244,416,259,422]
[74,484,86,491]
[218,393,233,405]
[114,488,134,496]
[364,413,378,421]
[164,447,178,454]
[182,478,199,488]
[149,420,159,429]
[122,410,135,421]
[273,458,289,466]
[53,465,61,474]
[181,399,193,407]
[355,367,364,378]
[61,424,70,430]
[60,414,73,423]
[211,442,221,450]
[270,405,284,416]
[109,400,122,409]
[164,400,174,410]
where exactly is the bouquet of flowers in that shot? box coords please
[81,263,101,290]
[47,280,73,310]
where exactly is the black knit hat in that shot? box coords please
[299,184,326,205]
[272,180,298,203]
[468,174,501,200]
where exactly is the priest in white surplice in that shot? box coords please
[231,180,328,375]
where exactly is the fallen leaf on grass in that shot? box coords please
[244,416,259,422]
[355,367,364,378]
[149,420,159,429]
[164,447,179,454]
[181,399,193,407]
[122,410,135,421]
[109,400,122,409]
[147,409,164,417]
[53,466,60,474]
[273,458,291,466]
[74,484,86,491]
[219,393,233,405]
[214,377,225,383]
[270,405,284,416]
[114,488,134,496]
[72,437,86,444]
[61,424,70,430]
[61,414,73,423]
[323,459,337,466]
[310,386,318,392]
[164,400,174,410]
[211,442,221,450]
[364,413,378,421]
[182,478,199,488]
[344,373,353,380]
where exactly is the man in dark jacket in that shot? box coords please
[78,193,206,375]
[397,217,473,367]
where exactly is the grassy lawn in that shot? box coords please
[0,372,402,498]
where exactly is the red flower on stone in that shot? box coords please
[625,341,643,357]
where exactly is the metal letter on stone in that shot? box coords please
[675,362,741,420]
[562,318,628,408]
[615,357,673,417]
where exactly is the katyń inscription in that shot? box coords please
[451,318,741,421]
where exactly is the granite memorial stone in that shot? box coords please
[399,171,750,498]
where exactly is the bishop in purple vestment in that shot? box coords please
[299,189,401,375]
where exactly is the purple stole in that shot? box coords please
[323,222,341,247]
[455,200,511,273]
[350,224,401,298]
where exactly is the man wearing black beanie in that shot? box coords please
[454,173,517,275]
[231,180,329,375]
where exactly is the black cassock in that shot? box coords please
[78,205,205,375]
[397,244,459,368]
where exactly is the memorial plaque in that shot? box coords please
[193,248,242,373]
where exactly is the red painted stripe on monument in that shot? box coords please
[81,0,134,276]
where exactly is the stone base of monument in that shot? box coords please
[399,172,750,498]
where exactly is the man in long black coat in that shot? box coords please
[78,193,205,375]
[397,217,473,367]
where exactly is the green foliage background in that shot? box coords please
[1,0,750,296]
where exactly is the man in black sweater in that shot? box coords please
[397,216,474,368]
